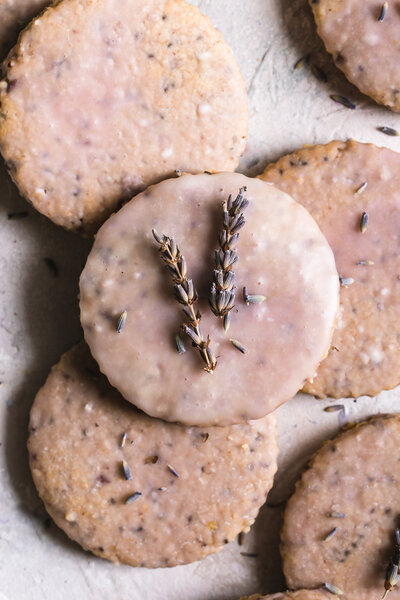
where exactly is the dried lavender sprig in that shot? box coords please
[357,260,374,266]
[294,54,310,70]
[382,528,400,599]
[243,287,266,305]
[323,583,343,596]
[323,527,338,542]
[167,464,180,478]
[378,2,388,21]
[360,212,368,233]
[339,275,354,287]
[209,188,249,324]
[355,182,368,195]
[330,94,356,110]
[153,230,217,373]
[175,334,186,355]
[121,460,132,481]
[116,310,127,333]
[378,126,399,136]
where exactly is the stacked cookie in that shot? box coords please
[1,0,400,598]
[28,169,341,566]
[28,344,279,567]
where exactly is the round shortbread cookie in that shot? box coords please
[0,0,247,234]
[281,414,400,600]
[79,172,339,426]
[310,0,400,111]
[0,0,49,59]
[261,140,400,399]
[28,343,278,568]
[240,592,332,600]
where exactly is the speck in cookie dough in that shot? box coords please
[28,343,278,568]
[0,0,248,234]
[261,140,400,399]
[281,414,400,600]
[310,0,400,111]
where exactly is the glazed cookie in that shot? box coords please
[240,592,332,600]
[261,140,400,399]
[0,0,248,234]
[28,343,278,568]
[79,172,339,427]
[281,414,400,600]
[310,0,400,111]
[0,0,49,59]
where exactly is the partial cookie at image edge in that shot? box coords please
[261,139,400,399]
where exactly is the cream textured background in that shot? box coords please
[1,1,400,599]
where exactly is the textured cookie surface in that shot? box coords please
[0,0,247,234]
[0,0,49,59]
[262,140,400,399]
[281,414,400,600]
[80,172,339,426]
[28,343,278,568]
[240,592,332,600]
[310,0,400,111]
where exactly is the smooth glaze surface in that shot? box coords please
[311,0,400,111]
[80,173,339,426]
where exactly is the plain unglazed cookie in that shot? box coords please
[240,592,332,600]
[310,0,400,111]
[28,343,278,568]
[281,414,400,600]
[0,0,248,234]
[79,172,339,427]
[261,140,400,399]
[0,0,49,59]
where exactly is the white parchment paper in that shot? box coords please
[1,1,400,599]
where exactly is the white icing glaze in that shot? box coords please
[80,173,339,426]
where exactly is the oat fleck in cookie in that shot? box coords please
[0,0,248,234]
[310,0,400,111]
[28,343,278,568]
[281,414,400,600]
[261,140,400,399]
[80,173,339,426]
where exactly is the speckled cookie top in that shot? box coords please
[261,140,400,399]
[80,172,339,426]
[281,414,400,600]
[28,343,278,568]
[0,0,247,234]
[310,0,400,111]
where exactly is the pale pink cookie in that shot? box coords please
[28,343,278,568]
[0,0,247,234]
[310,0,400,110]
[79,172,339,426]
[281,414,400,600]
[262,140,400,399]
